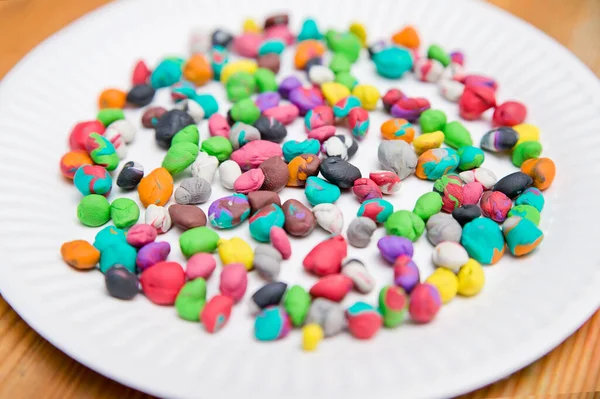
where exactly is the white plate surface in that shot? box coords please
[0,0,599,398]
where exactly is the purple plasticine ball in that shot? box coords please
[278,76,302,99]
[377,235,414,264]
[255,92,281,112]
[288,86,324,116]
[136,241,171,271]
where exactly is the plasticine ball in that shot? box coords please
[60,150,94,180]
[409,283,441,323]
[254,306,292,341]
[461,217,505,265]
[73,165,112,196]
[502,216,544,256]
[346,301,383,339]
[416,148,460,180]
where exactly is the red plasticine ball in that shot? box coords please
[346,301,383,339]
[492,101,527,127]
[352,178,383,203]
[441,183,463,213]
[132,59,151,85]
[69,120,105,151]
[382,88,406,112]
[459,85,496,121]
[460,74,498,91]
[140,261,185,305]
[303,235,347,276]
[480,190,512,222]
[409,283,441,323]
[201,294,234,333]
[309,274,353,302]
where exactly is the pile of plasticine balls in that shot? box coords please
[59,15,556,351]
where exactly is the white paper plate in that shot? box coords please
[0,0,599,398]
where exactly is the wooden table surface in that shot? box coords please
[0,0,599,398]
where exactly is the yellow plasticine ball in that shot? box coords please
[321,82,351,105]
[352,84,380,111]
[349,22,367,47]
[457,258,485,296]
[413,131,445,155]
[218,237,254,270]
[243,18,261,33]
[302,323,324,351]
[220,60,258,84]
[425,268,459,304]
[513,123,540,147]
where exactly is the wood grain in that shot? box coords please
[0,0,599,398]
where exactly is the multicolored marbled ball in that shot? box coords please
[378,285,408,328]
[346,301,383,339]
[393,255,420,293]
[480,191,512,222]
[116,161,144,190]
[229,122,260,149]
[515,187,544,212]
[433,173,462,194]
[507,204,541,226]
[288,86,324,115]
[348,107,370,140]
[254,306,292,341]
[248,204,285,242]
[457,146,485,171]
[208,194,251,229]
[433,174,463,213]
[333,95,361,118]
[461,217,505,265]
[170,80,196,102]
[85,132,119,171]
[480,127,519,152]
[416,148,460,180]
[409,283,441,323]
[390,97,430,122]
[73,165,112,196]
[304,105,334,131]
[380,118,415,142]
[502,216,544,256]
[210,45,229,80]
[357,198,394,224]
[60,150,94,180]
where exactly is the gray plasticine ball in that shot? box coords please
[174,177,212,205]
[305,298,346,337]
[347,217,377,248]
[378,140,418,179]
[426,212,463,246]
[104,265,140,300]
[253,244,283,281]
